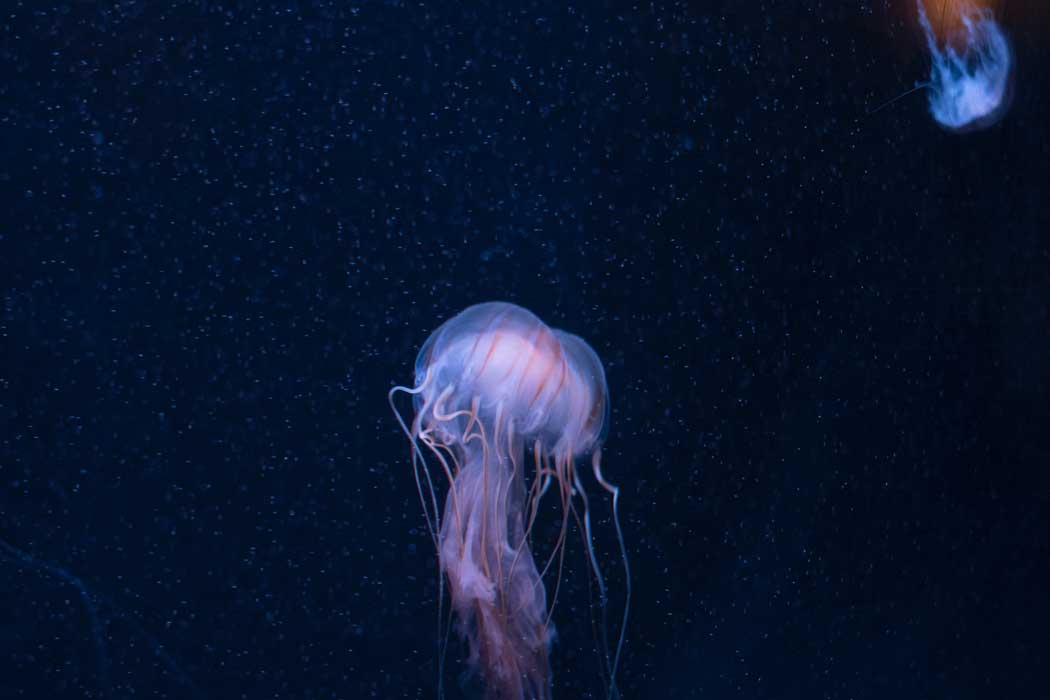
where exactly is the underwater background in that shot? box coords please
[2,1,1048,698]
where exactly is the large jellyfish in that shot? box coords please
[389,302,629,700]
[916,0,1013,131]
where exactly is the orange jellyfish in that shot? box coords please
[389,302,629,700]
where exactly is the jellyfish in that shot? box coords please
[916,0,1013,131]
[0,537,200,697]
[389,302,629,700]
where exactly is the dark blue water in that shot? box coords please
[2,2,1048,698]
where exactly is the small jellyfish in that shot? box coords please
[389,302,629,700]
[917,0,1013,131]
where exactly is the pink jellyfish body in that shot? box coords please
[390,302,629,700]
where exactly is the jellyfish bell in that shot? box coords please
[414,304,582,446]
[917,0,1013,132]
[390,302,629,700]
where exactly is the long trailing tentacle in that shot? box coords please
[560,471,615,696]
[572,465,607,602]
[508,442,554,591]
[387,370,450,699]
[388,371,440,547]
[570,463,615,691]
[418,433,466,554]
[529,453,571,590]
[591,449,631,700]
[539,454,573,631]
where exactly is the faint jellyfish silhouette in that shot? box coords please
[916,0,1013,131]
[0,538,201,698]
[389,302,630,700]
